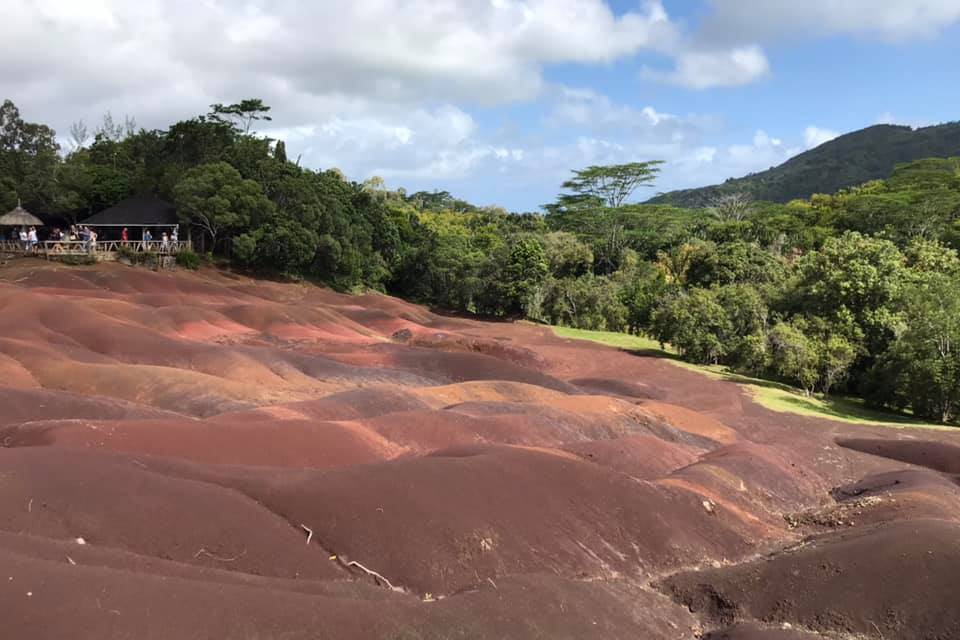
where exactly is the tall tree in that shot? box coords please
[209,99,273,134]
[868,273,960,422]
[0,99,60,208]
[173,161,274,249]
[560,161,664,208]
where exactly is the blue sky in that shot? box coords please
[4,0,960,211]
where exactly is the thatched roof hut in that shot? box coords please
[0,202,43,226]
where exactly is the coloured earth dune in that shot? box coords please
[2,260,959,639]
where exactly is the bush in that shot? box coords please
[176,248,201,270]
[116,243,139,262]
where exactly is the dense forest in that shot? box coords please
[648,122,960,207]
[3,98,960,423]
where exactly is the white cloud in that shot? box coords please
[547,86,722,141]
[1,0,764,203]
[643,46,770,89]
[700,0,960,43]
[803,126,839,149]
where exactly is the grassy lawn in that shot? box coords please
[551,325,952,431]
[551,326,671,355]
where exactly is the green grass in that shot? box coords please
[551,326,671,355]
[551,325,952,431]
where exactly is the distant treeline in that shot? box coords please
[3,98,960,423]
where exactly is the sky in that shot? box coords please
[3,0,960,211]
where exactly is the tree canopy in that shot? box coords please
[7,95,960,424]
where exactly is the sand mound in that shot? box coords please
[0,417,404,468]
[704,623,825,639]
[143,444,761,597]
[640,401,741,445]
[569,376,666,400]
[837,437,960,474]
[0,448,341,579]
[563,434,704,479]
[3,261,960,638]
[660,518,960,639]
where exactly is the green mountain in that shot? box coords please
[647,122,960,207]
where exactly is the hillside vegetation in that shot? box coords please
[4,97,960,423]
[648,122,960,207]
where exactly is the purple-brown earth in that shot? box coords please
[2,260,959,639]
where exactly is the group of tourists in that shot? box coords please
[8,227,39,251]
[46,226,98,252]
[6,225,181,255]
[126,227,179,252]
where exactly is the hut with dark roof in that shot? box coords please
[81,196,180,236]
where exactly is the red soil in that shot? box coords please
[1,259,960,638]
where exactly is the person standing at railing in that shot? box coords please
[171,227,178,245]
[121,227,129,243]
[88,228,97,254]
[19,228,28,251]
[161,232,169,253]
[27,227,38,252]
[143,228,153,251]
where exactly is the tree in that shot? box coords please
[498,238,550,316]
[560,161,664,208]
[768,321,820,396]
[209,99,273,134]
[69,120,90,150]
[868,273,960,422]
[274,140,287,164]
[793,231,906,357]
[540,274,628,331]
[620,263,669,335]
[0,99,60,207]
[235,220,319,274]
[542,231,593,279]
[96,111,136,142]
[708,192,753,222]
[652,289,732,364]
[173,161,274,249]
[686,240,787,289]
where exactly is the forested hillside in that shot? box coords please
[648,122,960,207]
[3,97,960,423]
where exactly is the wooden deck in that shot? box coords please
[1,240,191,259]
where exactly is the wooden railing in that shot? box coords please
[1,240,190,257]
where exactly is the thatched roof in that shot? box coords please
[81,196,179,227]
[0,203,43,226]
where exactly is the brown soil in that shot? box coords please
[660,519,960,639]
[2,259,960,638]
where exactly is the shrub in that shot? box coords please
[116,243,139,263]
[176,248,201,270]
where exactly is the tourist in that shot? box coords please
[171,227,178,243]
[19,228,28,251]
[27,227,38,252]
[143,228,153,251]
[121,227,129,243]
[88,228,97,253]
[161,231,169,252]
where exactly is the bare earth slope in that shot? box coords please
[2,260,959,639]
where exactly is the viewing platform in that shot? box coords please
[1,240,192,262]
